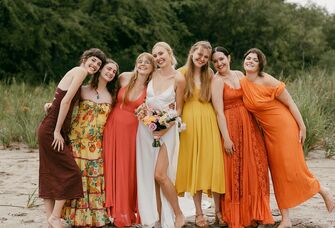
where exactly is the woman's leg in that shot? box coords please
[44,199,54,220]
[48,199,65,228]
[193,191,208,226]
[319,185,335,213]
[278,209,292,228]
[213,192,225,225]
[154,143,185,227]
[155,180,162,221]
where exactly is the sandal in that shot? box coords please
[215,211,227,227]
[195,214,208,227]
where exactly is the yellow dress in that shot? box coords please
[175,67,225,196]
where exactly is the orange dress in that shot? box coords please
[221,84,273,227]
[103,87,146,227]
[240,77,320,209]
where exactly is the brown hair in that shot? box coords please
[122,52,155,106]
[80,48,107,66]
[243,48,267,77]
[90,58,119,106]
[184,41,212,102]
[152,42,177,68]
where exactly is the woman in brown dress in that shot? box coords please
[37,48,106,228]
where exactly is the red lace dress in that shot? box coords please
[221,83,274,227]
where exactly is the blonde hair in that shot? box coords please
[122,52,155,105]
[184,41,212,102]
[152,41,177,68]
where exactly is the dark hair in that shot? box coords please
[90,59,119,106]
[80,48,107,66]
[243,48,266,77]
[212,46,230,59]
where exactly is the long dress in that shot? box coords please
[240,77,320,209]
[136,80,179,228]
[175,67,225,197]
[38,87,83,200]
[103,86,146,227]
[221,83,274,227]
[62,99,112,227]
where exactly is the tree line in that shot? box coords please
[1,0,334,83]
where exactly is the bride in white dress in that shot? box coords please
[136,42,186,228]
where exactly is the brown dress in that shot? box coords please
[38,87,83,199]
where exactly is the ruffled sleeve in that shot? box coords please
[274,82,286,97]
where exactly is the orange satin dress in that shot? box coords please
[221,83,273,227]
[103,87,146,227]
[240,77,320,209]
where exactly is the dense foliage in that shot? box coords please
[0,0,334,83]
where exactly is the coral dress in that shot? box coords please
[221,83,273,227]
[240,77,320,209]
[62,100,112,227]
[38,87,83,200]
[103,86,146,227]
[175,67,225,197]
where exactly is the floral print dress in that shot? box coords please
[62,99,112,227]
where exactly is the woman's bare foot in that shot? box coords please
[48,214,63,228]
[174,213,185,228]
[320,187,335,213]
[277,220,292,228]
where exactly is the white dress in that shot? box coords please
[136,80,180,228]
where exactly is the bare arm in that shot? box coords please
[211,77,235,155]
[277,89,306,143]
[175,71,186,116]
[52,67,87,151]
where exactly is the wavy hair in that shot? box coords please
[90,58,119,106]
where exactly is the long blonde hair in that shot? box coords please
[122,52,155,105]
[152,41,177,68]
[184,41,212,102]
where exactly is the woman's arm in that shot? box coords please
[175,71,186,116]
[52,67,87,151]
[211,77,235,155]
[277,89,306,144]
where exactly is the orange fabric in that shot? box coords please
[221,84,274,227]
[240,78,320,209]
[103,87,146,227]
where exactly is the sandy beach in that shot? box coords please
[0,145,334,227]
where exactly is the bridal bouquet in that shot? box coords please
[135,103,182,147]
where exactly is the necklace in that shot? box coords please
[95,89,100,99]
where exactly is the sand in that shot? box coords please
[0,145,334,228]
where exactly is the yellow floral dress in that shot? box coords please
[62,100,112,227]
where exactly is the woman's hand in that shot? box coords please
[44,103,52,114]
[224,138,235,155]
[299,127,306,144]
[152,122,175,139]
[52,131,64,152]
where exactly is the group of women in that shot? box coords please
[38,42,334,228]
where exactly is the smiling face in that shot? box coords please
[83,56,103,74]
[136,55,154,76]
[212,51,230,75]
[243,52,260,73]
[152,45,172,68]
[192,47,210,68]
[100,62,118,82]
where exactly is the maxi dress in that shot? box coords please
[103,86,146,227]
[220,82,273,227]
[62,99,112,227]
[240,77,320,209]
[136,80,180,228]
